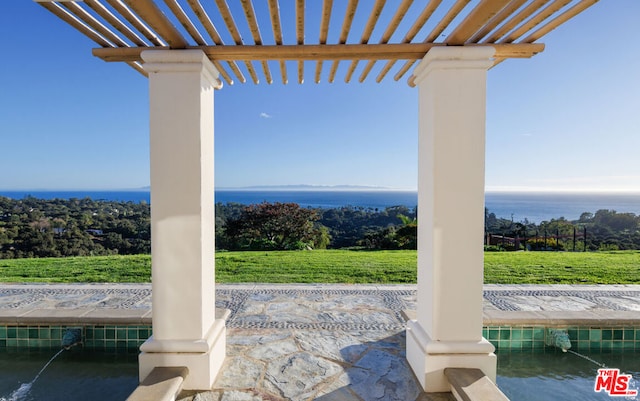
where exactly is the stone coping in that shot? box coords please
[444,368,509,401]
[399,309,640,327]
[0,283,638,326]
[127,366,188,401]
[482,310,640,327]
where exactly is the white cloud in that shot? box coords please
[260,112,272,119]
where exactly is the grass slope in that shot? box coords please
[484,251,640,284]
[0,255,151,283]
[216,250,416,283]
[0,250,638,284]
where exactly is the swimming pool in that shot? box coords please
[0,349,138,401]
[497,350,640,401]
[0,348,638,401]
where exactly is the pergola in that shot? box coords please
[37,0,598,394]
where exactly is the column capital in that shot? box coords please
[412,46,495,86]
[141,49,222,89]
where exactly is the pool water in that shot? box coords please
[497,350,640,401]
[0,348,638,400]
[0,349,138,401]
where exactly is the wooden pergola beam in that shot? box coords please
[93,43,544,63]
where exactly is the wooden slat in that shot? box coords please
[296,0,305,44]
[345,0,386,83]
[446,0,511,45]
[267,0,287,84]
[360,0,413,82]
[376,0,441,83]
[328,61,340,83]
[212,59,234,85]
[393,59,416,81]
[61,2,128,47]
[94,43,544,62]
[214,0,259,84]
[500,0,572,43]
[296,0,305,83]
[241,0,262,44]
[401,0,442,43]
[359,0,386,43]
[521,0,599,43]
[491,57,506,68]
[425,0,470,43]
[375,60,396,83]
[357,60,374,83]
[240,0,272,84]
[225,61,246,84]
[329,0,358,83]
[339,0,359,44]
[213,0,242,43]
[315,0,334,83]
[164,0,207,45]
[187,0,222,43]
[127,61,148,77]
[186,0,240,84]
[39,2,112,47]
[378,0,413,44]
[268,0,284,44]
[104,0,165,46]
[394,0,469,81]
[242,61,260,84]
[467,0,527,43]
[84,0,148,46]
[259,61,273,84]
[319,0,333,44]
[482,0,550,43]
[276,60,287,85]
[122,0,188,48]
[314,60,322,83]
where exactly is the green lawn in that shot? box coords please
[0,250,638,284]
[216,250,416,283]
[484,251,640,284]
[0,255,152,283]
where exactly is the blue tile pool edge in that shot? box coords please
[0,324,150,352]
[484,325,640,352]
[1,324,639,353]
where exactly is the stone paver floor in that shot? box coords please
[183,285,425,401]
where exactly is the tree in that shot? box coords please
[224,202,328,251]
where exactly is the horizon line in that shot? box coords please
[2,186,640,194]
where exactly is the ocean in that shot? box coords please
[1,190,639,224]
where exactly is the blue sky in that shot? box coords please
[1,1,639,192]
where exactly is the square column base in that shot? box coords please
[406,320,496,392]
[139,319,226,390]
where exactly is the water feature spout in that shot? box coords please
[2,348,65,401]
[545,328,572,352]
[61,328,83,350]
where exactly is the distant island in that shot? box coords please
[216,184,408,191]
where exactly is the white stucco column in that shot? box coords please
[138,49,225,390]
[406,47,497,392]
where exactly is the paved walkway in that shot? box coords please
[1,283,639,401]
